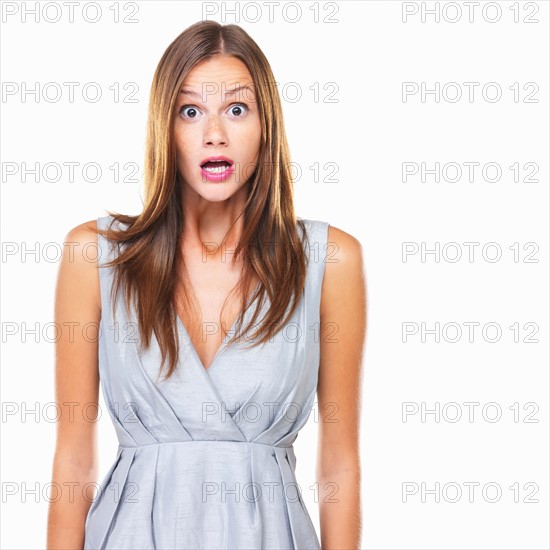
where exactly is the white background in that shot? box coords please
[1,1,549,549]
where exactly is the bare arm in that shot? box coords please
[46,221,101,550]
[316,225,367,550]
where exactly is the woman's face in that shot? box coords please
[174,55,262,203]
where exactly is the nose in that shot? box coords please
[203,115,228,146]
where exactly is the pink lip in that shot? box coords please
[200,155,234,166]
[200,156,235,183]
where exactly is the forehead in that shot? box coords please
[181,55,254,95]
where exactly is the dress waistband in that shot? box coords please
[118,440,293,449]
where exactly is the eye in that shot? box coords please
[228,103,249,117]
[179,105,201,119]
[178,102,249,120]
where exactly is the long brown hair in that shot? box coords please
[97,20,309,381]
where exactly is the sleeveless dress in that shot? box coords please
[83,214,329,550]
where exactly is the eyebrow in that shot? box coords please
[179,84,254,100]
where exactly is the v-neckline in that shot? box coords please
[175,282,261,374]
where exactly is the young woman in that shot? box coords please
[47,20,366,550]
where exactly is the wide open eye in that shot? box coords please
[179,105,201,119]
[227,103,249,117]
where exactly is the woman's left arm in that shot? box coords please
[316,225,367,550]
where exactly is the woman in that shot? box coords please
[47,20,366,550]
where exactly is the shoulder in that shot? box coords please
[57,219,102,315]
[321,224,366,318]
[298,218,363,276]
[60,219,101,272]
[64,219,99,243]
[326,224,363,264]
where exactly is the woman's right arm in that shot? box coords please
[46,221,102,550]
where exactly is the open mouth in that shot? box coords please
[200,159,234,174]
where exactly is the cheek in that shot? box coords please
[174,135,194,166]
[253,126,262,155]
[240,123,261,156]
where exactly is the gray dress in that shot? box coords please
[83,215,328,549]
